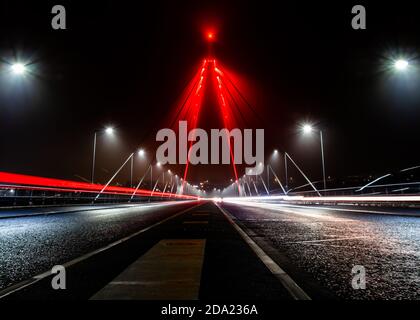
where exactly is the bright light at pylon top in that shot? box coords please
[206,32,215,42]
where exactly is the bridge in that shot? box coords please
[1,58,419,302]
[1,9,419,305]
[0,158,419,301]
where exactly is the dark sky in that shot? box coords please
[1,0,420,188]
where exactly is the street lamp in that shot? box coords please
[138,148,145,157]
[302,124,313,135]
[10,63,27,75]
[128,148,147,188]
[150,161,163,191]
[394,59,409,72]
[91,126,114,184]
[300,123,327,192]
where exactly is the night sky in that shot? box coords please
[1,1,420,188]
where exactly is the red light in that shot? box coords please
[206,32,216,42]
[0,172,197,200]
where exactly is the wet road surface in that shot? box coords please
[0,201,197,290]
[221,200,420,300]
[0,200,418,300]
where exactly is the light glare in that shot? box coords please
[302,124,313,134]
[394,59,409,71]
[11,63,26,75]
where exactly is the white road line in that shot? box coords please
[277,203,414,217]
[286,236,369,244]
[257,202,416,217]
[215,203,311,301]
[223,199,420,218]
[0,202,202,299]
[224,201,354,221]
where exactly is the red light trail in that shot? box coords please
[0,172,197,200]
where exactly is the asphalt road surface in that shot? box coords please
[221,200,420,300]
[0,200,418,300]
[0,201,292,300]
[0,201,197,291]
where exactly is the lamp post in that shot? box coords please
[132,148,146,188]
[91,127,114,184]
[301,124,327,191]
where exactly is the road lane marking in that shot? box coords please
[286,236,369,244]
[237,201,420,218]
[215,203,311,301]
[297,243,359,248]
[224,201,355,221]
[91,239,206,300]
[277,203,417,217]
[0,202,203,299]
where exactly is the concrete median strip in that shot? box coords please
[215,203,311,301]
[91,239,206,300]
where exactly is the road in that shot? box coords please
[0,200,418,300]
[221,200,420,300]
[0,201,196,291]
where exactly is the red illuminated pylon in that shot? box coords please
[179,58,242,194]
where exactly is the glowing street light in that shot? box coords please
[10,63,26,75]
[91,126,115,183]
[138,148,145,157]
[300,123,327,192]
[129,147,146,188]
[302,123,313,135]
[394,59,409,72]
